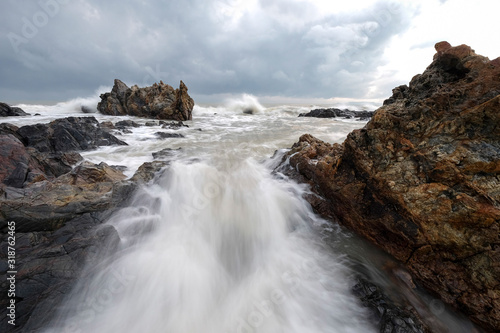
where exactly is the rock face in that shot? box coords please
[299,108,374,119]
[279,42,500,331]
[0,117,129,231]
[0,116,174,331]
[0,117,127,189]
[0,212,121,332]
[0,102,30,117]
[97,79,194,121]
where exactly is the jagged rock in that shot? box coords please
[130,161,170,184]
[0,117,126,190]
[299,108,374,119]
[161,121,189,129]
[152,147,182,159]
[0,134,85,189]
[115,120,141,128]
[352,277,427,333]
[80,105,96,113]
[97,79,194,121]
[0,102,30,117]
[17,117,127,154]
[383,85,409,105]
[278,42,500,331]
[0,161,128,232]
[0,115,174,332]
[155,132,185,139]
[0,135,34,188]
[0,212,120,331]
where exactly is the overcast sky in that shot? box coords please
[1,0,499,105]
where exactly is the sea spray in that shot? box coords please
[225,93,265,114]
[42,158,376,333]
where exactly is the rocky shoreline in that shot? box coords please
[0,113,189,331]
[277,42,499,331]
[97,79,194,121]
[1,43,498,332]
[299,108,374,120]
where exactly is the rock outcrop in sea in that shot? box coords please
[97,79,194,121]
[278,42,500,331]
[0,116,173,331]
[299,108,374,120]
[0,102,30,117]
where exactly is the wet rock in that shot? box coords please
[80,105,96,113]
[352,277,427,333]
[161,120,189,129]
[0,115,175,332]
[1,161,127,232]
[152,147,182,159]
[299,108,374,119]
[0,102,30,117]
[0,135,33,188]
[100,121,115,130]
[17,117,127,154]
[98,79,194,121]
[383,85,409,105]
[115,120,140,128]
[155,132,185,139]
[130,161,170,184]
[0,134,84,188]
[278,42,500,331]
[0,212,120,332]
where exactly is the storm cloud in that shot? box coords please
[0,0,498,103]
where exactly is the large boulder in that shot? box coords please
[97,79,194,121]
[279,42,500,331]
[17,116,127,154]
[298,108,374,119]
[0,102,30,116]
[0,212,121,331]
[0,117,127,189]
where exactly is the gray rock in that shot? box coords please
[0,102,30,117]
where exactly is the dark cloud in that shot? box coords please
[0,0,417,102]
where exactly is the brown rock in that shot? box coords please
[98,79,194,121]
[0,135,33,188]
[280,42,500,331]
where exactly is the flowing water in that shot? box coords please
[2,96,478,332]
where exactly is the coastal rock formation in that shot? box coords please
[279,42,500,331]
[299,108,374,120]
[0,117,127,189]
[0,212,120,331]
[0,102,30,117]
[17,116,127,154]
[97,79,194,121]
[0,117,130,231]
[0,117,174,331]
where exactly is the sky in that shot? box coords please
[1,0,499,105]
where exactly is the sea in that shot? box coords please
[1,94,477,332]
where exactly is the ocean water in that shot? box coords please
[2,95,477,332]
